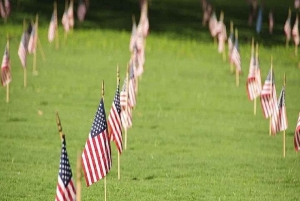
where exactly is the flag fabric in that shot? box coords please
[81,98,112,187]
[0,1,5,18]
[62,11,70,32]
[228,31,234,58]
[18,32,28,68]
[27,23,37,54]
[48,12,57,42]
[128,63,136,108]
[217,22,227,53]
[295,0,300,9]
[67,1,74,29]
[246,54,257,100]
[269,11,274,34]
[129,18,137,52]
[277,86,288,132]
[254,56,262,95]
[55,135,76,201]
[107,84,123,154]
[209,12,219,37]
[77,0,87,22]
[260,69,277,119]
[1,41,11,87]
[120,78,132,129]
[292,15,299,46]
[230,37,241,72]
[256,6,263,34]
[294,113,300,151]
[284,13,291,41]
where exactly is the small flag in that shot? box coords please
[292,15,299,46]
[27,23,37,54]
[284,12,291,41]
[48,12,57,42]
[4,0,10,16]
[55,135,76,201]
[67,0,74,29]
[217,22,227,53]
[256,6,263,34]
[120,78,132,129]
[294,112,300,151]
[228,31,234,58]
[1,41,11,87]
[62,10,70,32]
[81,98,112,187]
[128,63,136,108]
[108,84,123,154]
[230,37,241,72]
[269,11,274,34]
[77,0,87,22]
[129,17,137,52]
[260,69,277,119]
[277,86,288,132]
[246,54,257,100]
[209,12,219,37]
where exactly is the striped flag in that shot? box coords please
[246,54,257,100]
[77,0,87,22]
[18,32,27,68]
[81,98,111,187]
[129,17,137,52]
[27,23,37,54]
[284,12,291,41]
[230,37,241,72]
[120,78,132,129]
[255,57,262,95]
[62,11,70,32]
[1,41,11,87]
[108,84,123,154]
[128,63,136,108]
[48,12,57,42]
[209,12,219,37]
[260,69,277,119]
[217,22,227,53]
[4,0,10,16]
[276,87,288,132]
[0,1,5,18]
[55,135,76,201]
[269,11,274,34]
[294,113,300,151]
[292,15,299,46]
[67,0,74,29]
[228,31,234,58]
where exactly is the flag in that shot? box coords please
[256,6,263,34]
[18,33,28,68]
[107,84,123,154]
[228,31,234,58]
[55,135,76,201]
[129,17,137,52]
[1,41,11,87]
[217,22,227,53]
[260,69,277,119]
[246,53,257,100]
[120,78,132,129]
[27,23,37,54]
[77,0,87,22]
[139,0,149,38]
[81,98,112,187]
[209,11,219,37]
[230,37,241,72]
[294,113,300,151]
[128,63,136,108]
[0,1,5,18]
[67,0,74,29]
[295,0,300,9]
[254,56,262,95]
[284,12,291,41]
[48,12,57,42]
[269,11,274,34]
[62,11,70,32]
[4,0,10,16]
[277,87,288,132]
[292,15,299,46]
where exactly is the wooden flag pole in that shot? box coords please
[220,11,226,62]
[254,40,258,115]
[54,1,59,50]
[22,19,27,88]
[235,29,239,87]
[125,64,130,150]
[101,80,107,201]
[296,14,299,56]
[269,56,273,136]
[230,21,234,73]
[76,152,82,201]
[32,19,37,75]
[6,34,10,103]
[286,8,291,48]
[56,112,63,140]
[283,72,286,158]
[117,65,121,180]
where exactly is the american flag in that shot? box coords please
[77,0,87,22]
[269,11,274,34]
[230,37,241,72]
[284,13,291,41]
[120,78,132,129]
[260,69,278,119]
[292,15,299,46]
[209,12,218,37]
[217,22,227,53]
[294,113,300,151]
[28,23,37,54]
[129,16,137,52]
[55,135,76,201]
[1,41,11,87]
[255,56,262,95]
[0,1,5,18]
[108,84,123,154]
[18,32,28,68]
[246,54,257,100]
[228,31,234,58]
[128,63,136,108]
[62,11,70,32]
[276,87,288,132]
[81,98,112,187]
[67,1,74,29]
[48,12,57,42]
[4,0,10,16]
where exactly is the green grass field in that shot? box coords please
[1,0,300,200]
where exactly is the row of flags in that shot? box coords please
[53,0,150,199]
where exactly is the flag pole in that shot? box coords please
[125,64,130,150]
[230,21,234,73]
[117,65,121,180]
[64,0,69,41]
[35,14,46,62]
[269,56,273,136]
[32,19,37,75]
[254,40,257,115]
[6,34,10,103]
[23,19,27,88]
[101,80,107,201]
[235,28,239,87]
[295,14,299,56]
[56,112,63,140]
[283,72,286,158]
[76,152,82,201]
[54,1,59,50]
[220,11,226,62]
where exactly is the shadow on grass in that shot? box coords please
[1,0,293,46]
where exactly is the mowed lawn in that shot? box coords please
[1,0,300,200]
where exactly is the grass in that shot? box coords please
[1,0,300,200]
